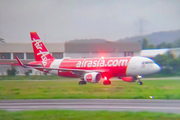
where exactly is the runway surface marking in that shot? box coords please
[1,99,180,113]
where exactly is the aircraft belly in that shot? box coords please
[49,70,58,75]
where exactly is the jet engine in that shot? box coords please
[121,77,137,82]
[83,72,101,83]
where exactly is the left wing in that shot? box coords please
[35,67,108,73]
[16,56,109,74]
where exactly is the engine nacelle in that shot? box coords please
[83,72,101,83]
[121,77,137,82]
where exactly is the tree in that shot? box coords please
[7,68,17,76]
[141,38,149,49]
[166,43,174,48]
[147,44,156,49]
[157,42,168,49]
[154,52,180,75]
[168,51,177,59]
[174,38,180,48]
[154,54,170,66]
[169,59,180,71]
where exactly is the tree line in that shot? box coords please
[142,38,180,49]
[153,53,180,75]
[141,37,180,76]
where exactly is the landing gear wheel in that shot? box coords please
[82,81,86,84]
[79,81,87,85]
[138,81,143,85]
[103,80,111,85]
[79,81,82,85]
[137,77,143,85]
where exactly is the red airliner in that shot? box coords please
[16,32,161,85]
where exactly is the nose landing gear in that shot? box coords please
[138,81,143,85]
[137,75,143,85]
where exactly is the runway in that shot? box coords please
[1,99,180,113]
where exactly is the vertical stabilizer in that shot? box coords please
[30,32,54,66]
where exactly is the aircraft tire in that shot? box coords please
[82,81,87,84]
[138,81,143,85]
[79,81,86,85]
[103,80,111,85]
[79,81,83,85]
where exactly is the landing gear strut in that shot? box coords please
[79,81,87,85]
[137,76,143,85]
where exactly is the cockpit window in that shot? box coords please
[147,61,154,64]
[142,61,154,64]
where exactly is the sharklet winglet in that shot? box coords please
[15,56,24,66]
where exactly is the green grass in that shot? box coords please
[1,79,180,99]
[0,75,67,80]
[1,74,179,81]
[0,110,180,120]
[145,73,180,78]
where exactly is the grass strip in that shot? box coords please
[1,79,180,99]
[0,110,180,120]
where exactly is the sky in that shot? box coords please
[0,0,180,43]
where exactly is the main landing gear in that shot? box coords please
[137,75,143,85]
[103,76,111,85]
[79,81,86,85]
[103,80,111,85]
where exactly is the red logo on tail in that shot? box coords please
[30,32,54,65]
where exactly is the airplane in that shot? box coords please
[16,32,161,85]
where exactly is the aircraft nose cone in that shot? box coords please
[154,64,161,73]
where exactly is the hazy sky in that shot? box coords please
[0,0,180,43]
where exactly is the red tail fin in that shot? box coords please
[30,32,54,65]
